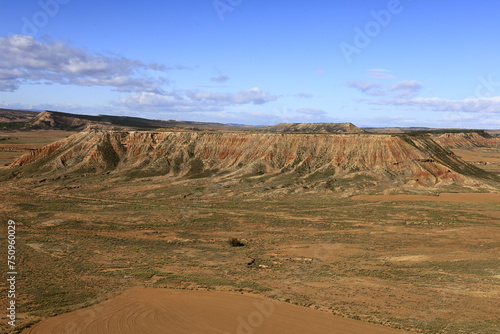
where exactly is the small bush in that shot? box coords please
[228,238,245,247]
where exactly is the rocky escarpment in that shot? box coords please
[31,110,116,130]
[7,131,497,192]
[435,132,500,149]
[268,123,364,133]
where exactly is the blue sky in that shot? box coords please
[0,0,499,128]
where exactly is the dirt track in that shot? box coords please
[352,192,500,203]
[22,288,410,334]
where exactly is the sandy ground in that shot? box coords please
[0,130,74,165]
[452,148,500,174]
[22,288,409,334]
[352,192,500,203]
[453,149,500,163]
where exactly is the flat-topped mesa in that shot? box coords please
[434,132,500,149]
[268,122,364,133]
[8,131,496,190]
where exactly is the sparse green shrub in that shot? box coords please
[228,237,245,247]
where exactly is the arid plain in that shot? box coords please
[1,110,499,334]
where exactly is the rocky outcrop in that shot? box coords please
[435,132,500,149]
[31,111,109,130]
[268,123,364,133]
[27,110,251,131]
[8,131,497,192]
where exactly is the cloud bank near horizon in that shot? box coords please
[0,35,171,93]
[347,80,500,114]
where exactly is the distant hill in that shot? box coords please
[434,132,500,149]
[1,109,498,139]
[0,109,39,129]
[364,127,493,135]
[32,110,104,130]
[267,123,364,133]
[0,108,39,122]
[0,110,365,134]
[0,109,248,131]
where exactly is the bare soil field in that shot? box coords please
[1,183,499,334]
[452,148,500,174]
[0,130,74,166]
[22,288,409,334]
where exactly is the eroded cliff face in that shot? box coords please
[31,111,94,129]
[435,132,500,149]
[8,131,496,191]
[267,123,364,133]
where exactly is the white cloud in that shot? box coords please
[293,93,314,98]
[117,87,278,112]
[0,34,169,93]
[367,68,391,73]
[390,80,423,98]
[390,80,422,91]
[296,108,326,115]
[370,96,500,113]
[347,81,385,96]
[348,76,500,118]
[186,87,277,105]
[210,75,230,82]
[366,69,395,79]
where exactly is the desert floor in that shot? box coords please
[0,130,498,334]
[353,192,500,203]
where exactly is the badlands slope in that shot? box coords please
[435,132,500,149]
[7,131,497,193]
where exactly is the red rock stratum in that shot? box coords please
[435,132,500,148]
[8,131,497,191]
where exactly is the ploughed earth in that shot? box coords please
[0,129,498,334]
[22,288,410,334]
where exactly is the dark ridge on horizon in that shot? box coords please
[0,108,498,136]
